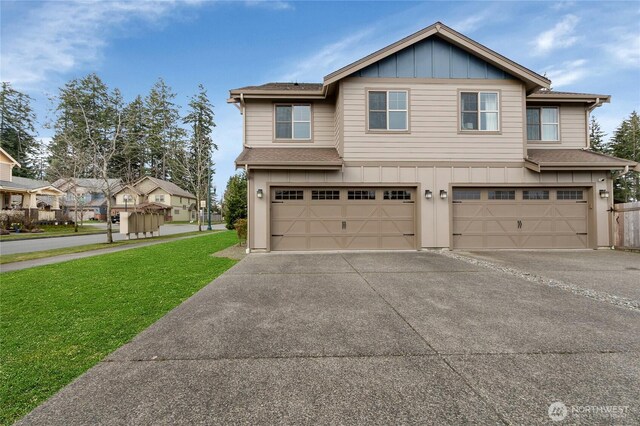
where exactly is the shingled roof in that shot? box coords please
[235,147,343,170]
[526,149,637,172]
[230,82,323,93]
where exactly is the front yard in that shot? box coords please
[0,231,239,425]
[0,224,105,241]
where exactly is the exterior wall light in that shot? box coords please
[257,189,264,199]
[599,189,610,198]
[424,190,433,199]
[440,190,448,199]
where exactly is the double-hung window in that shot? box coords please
[460,92,499,131]
[368,90,408,131]
[275,105,311,140]
[527,107,559,141]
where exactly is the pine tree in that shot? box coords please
[589,116,608,154]
[111,95,147,183]
[610,111,640,202]
[0,82,40,177]
[180,84,217,231]
[144,78,185,181]
[223,172,247,230]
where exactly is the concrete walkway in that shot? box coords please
[17,251,640,424]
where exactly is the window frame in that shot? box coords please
[526,106,560,142]
[154,194,165,203]
[365,89,410,133]
[273,103,313,142]
[458,90,501,134]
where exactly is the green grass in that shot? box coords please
[0,231,239,425]
[0,231,209,265]
[0,225,105,241]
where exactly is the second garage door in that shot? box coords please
[271,187,416,251]
[452,187,589,249]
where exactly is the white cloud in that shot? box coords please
[451,11,493,34]
[244,0,292,10]
[0,1,202,89]
[533,14,580,55]
[543,59,589,88]
[604,32,640,68]
[278,27,377,82]
[551,1,577,11]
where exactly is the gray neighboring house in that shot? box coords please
[229,21,639,252]
[52,178,122,221]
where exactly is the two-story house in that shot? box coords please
[112,176,196,222]
[229,22,638,252]
[53,178,122,221]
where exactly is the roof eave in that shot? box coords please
[527,94,611,103]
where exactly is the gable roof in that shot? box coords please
[324,22,550,92]
[0,147,20,167]
[134,176,195,199]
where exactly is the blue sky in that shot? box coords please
[1,0,639,191]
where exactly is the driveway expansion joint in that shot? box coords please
[340,254,510,425]
[431,249,640,312]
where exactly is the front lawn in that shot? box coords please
[0,231,239,425]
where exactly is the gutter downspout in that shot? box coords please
[586,97,601,149]
[241,93,248,148]
[245,164,251,254]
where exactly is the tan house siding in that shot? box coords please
[0,163,12,181]
[249,166,610,251]
[245,100,336,147]
[340,78,525,161]
[334,84,344,157]
[115,191,141,205]
[526,103,587,149]
[147,188,171,206]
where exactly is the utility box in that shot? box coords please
[119,212,165,239]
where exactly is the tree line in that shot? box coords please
[1,76,217,239]
[590,112,640,202]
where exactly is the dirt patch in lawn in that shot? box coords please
[212,243,247,260]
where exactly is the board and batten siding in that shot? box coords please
[244,100,336,147]
[339,78,525,161]
[249,166,610,251]
[526,103,587,149]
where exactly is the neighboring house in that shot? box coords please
[229,22,639,252]
[52,178,122,221]
[112,176,196,222]
[0,147,63,221]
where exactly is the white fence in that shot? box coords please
[614,202,640,249]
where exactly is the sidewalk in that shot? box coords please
[0,233,214,273]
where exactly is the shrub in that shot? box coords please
[234,218,247,244]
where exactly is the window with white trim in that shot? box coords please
[460,92,499,131]
[368,90,408,131]
[154,194,165,203]
[527,107,559,141]
[275,105,311,140]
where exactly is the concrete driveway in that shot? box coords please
[19,251,640,425]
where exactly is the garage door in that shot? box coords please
[271,187,415,251]
[452,188,589,249]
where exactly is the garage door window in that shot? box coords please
[275,190,304,200]
[523,190,549,200]
[384,190,411,200]
[488,190,515,200]
[348,190,376,200]
[312,190,340,200]
[453,190,481,200]
[557,190,583,200]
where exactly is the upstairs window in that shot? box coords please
[368,90,408,131]
[460,92,499,131]
[275,105,311,140]
[527,107,559,141]
[154,194,165,203]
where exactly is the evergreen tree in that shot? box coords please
[589,116,608,154]
[610,111,640,202]
[180,84,217,231]
[0,82,40,177]
[111,95,147,183]
[144,78,185,181]
[223,172,247,230]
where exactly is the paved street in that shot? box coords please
[18,251,640,425]
[0,223,227,255]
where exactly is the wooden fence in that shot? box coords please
[614,202,640,249]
